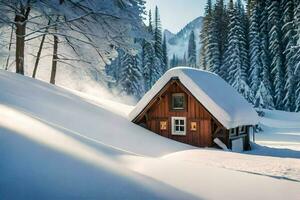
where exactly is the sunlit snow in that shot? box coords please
[0,70,300,199]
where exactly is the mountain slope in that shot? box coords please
[0,70,300,199]
[165,17,203,61]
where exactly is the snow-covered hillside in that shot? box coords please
[1,70,300,199]
[256,109,300,151]
[165,17,203,61]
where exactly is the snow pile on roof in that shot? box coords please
[129,67,259,128]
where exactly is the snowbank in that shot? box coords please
[0,70,191,157]
[130,67,259,129]
[256,109,300,150]
[0,70,299,199]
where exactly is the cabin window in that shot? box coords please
[239,126,246,134]
[172,117,186,135]
[171,93,185,110]
[190,122,197,131]
[229,128,236,137]
[160,121,167,130]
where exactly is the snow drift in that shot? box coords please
[0,70,299,200]
[0,70,194,199]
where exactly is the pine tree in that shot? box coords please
[182,53,187,66]
[206,9,221,74]
[200,0,300,110]
[105,50,122,87]
[154,6,164,72]
[255,81,275,109]
[239,0,251,87]
[170,54,176,68]
[268,0,285,110]
[208,0,229,77]
[142,41,161,91]
[162,33,168,70]
[281,0,296,111]
[119,50,144,98]
[200,0,232,76]
[258,0,275,109]
[148,10,153,34]
[142,8,163,92]
[200,0,212,70]
[249,0,262,106]
[188,30,197,68]
[294,1,300,111]
[215,0,228,62]
[224,1,254,103]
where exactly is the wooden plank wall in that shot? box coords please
[142,81,215,147]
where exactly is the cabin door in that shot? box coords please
[188,119,212,147]
[198,120,212,147]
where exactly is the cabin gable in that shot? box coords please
[133,79,229,148]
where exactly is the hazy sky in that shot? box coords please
[145,0,205,33]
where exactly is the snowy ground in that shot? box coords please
[256,109,300,151]
[0,70,300,199]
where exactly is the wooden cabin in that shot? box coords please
[129,67,259,151]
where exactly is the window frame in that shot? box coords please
[171,117,186,136]
[229,128,237,137]
[171,93,186,110]
[190,121,197,131]
[239,126,246,135]
[160,121,168,130]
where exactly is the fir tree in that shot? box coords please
[119,50,144,98]
[200,0,300,110]
[239,0,251,86]
[268,0,285,109]
[224,1,254,103]
[249,0,262,105]
[206,10,221,74]
[141,8,164,92]
[202,0,227,75]
[142,41,161,91]
[209,0,229,77]
[215,0,228,62]
[282,0,296,111]
[105,50,122,88]
[294,1,300,111]
[188,30,197,68]
[200,0,212,70]
[258,0,275,109]
[255,81,275,109]
[154,6,164,72]
[148,10,153,34]
[162,33,168,70]
[182,53,187,66]
[170,54,177,68]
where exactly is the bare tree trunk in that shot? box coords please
[14,6,31,75]
[32,20,50,78]
[50,33,58,84]
[15,19,26,74]
[50,0,64,84]
[5,25,14,70]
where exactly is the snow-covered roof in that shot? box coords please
[129,67,259,129]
